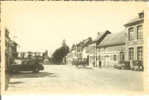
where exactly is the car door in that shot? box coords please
[21,60,32,71]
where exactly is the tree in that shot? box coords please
[52,40,69,64]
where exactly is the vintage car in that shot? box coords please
[9,58,44,73]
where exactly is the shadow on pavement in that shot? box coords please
[9,81,24,84]
[10,72,57,79]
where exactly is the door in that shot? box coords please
[104,55,111,67]
[120,52,125,62]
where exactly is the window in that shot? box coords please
[129,48,134,60]
[128,28,134,41]
[139,12,144,18]
[137,47,143,61]
[137,25,143,40]
[120,52,125,61]
[98,56,100,61]
[113,55,117,61]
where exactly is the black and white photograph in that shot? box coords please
[0,1,148,95]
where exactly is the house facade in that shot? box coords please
[65,12,143,71]
[5,28,18,69]
[86,30,111,67]
[97,31,126,68]
[124,12,144,70]
[65,44,77,65]
[65,52,73,65]
[86,43,96,67]
[80,37,92,66]
[65,37,92,65]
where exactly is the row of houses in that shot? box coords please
[65,11,144,71]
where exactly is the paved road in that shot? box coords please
[6,65,144,94]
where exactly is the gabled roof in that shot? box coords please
[76,37,92,48]
[97,31,126,48]
[82,37,92,47]
[91,30,111,45]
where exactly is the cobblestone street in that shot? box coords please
[6,65,144,94]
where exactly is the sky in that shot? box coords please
[1,1,147,56]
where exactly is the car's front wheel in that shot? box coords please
[33,67,39,73]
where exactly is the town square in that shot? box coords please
[0,2,147,94]
[7,65,143,93]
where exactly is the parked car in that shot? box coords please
[72,58,88,67]
[9,58,44,73]
[114,61,130,70]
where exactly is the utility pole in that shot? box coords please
[95,32,100,67]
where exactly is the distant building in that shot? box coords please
[87,30,111,67]
[65,37,92,65]
[66,44,77,65]
[124,11,144,70]
[65,51,73,65]
[81,37,92,65]
[17,51,45,63]
[97,31,126,68]
[76,42,84,60]
[65,31,111,67]
[86,42,96,67]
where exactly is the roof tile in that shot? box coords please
[98,31,126,47]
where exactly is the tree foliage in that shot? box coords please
[52,44,69,64]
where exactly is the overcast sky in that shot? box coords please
[1,2,147,56]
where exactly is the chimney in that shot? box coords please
[105,30,111,34]
[97,32,100,36]
[138,11,144,18]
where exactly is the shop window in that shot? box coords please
[129,48,134,60]
[113,55,117,61]
[137,47,143,61]
[98,55,100,61]
[120,52,125,61]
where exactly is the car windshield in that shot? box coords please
[22,59,37,65]
[22,60,28,64]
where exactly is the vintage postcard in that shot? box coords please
[0,1,149,95]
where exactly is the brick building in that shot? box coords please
[124,11,144,70]
[97,31,126,68]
